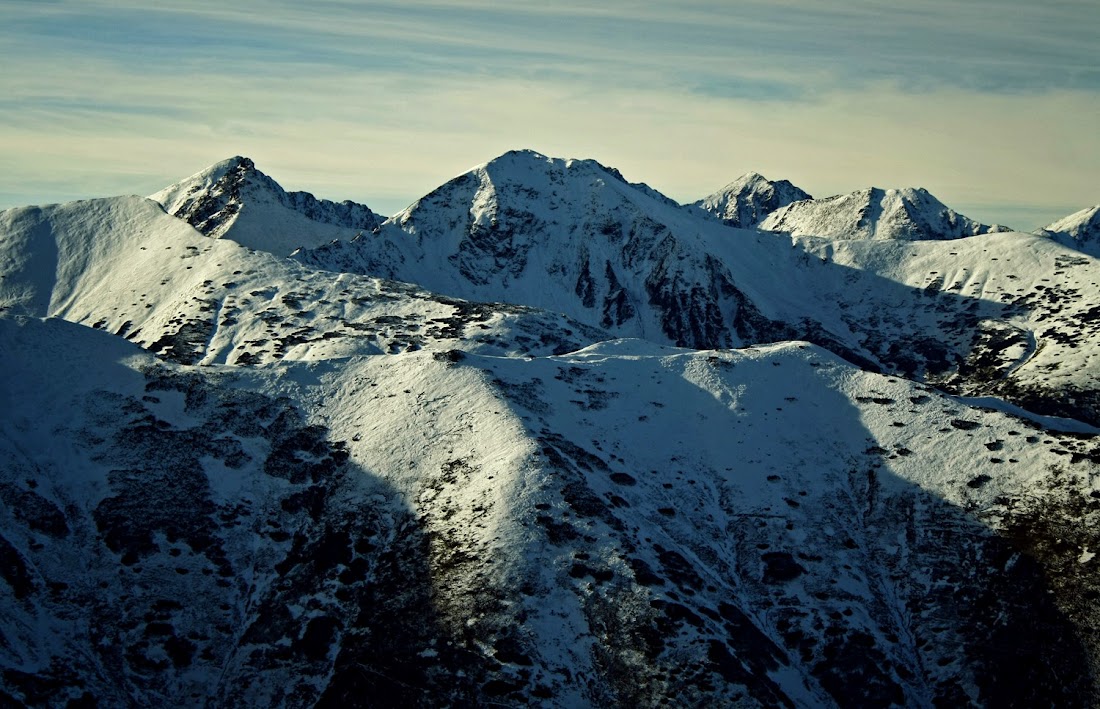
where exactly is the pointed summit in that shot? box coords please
[151,156,266,236]
[466,148,655,196]
[758,186,1011,240]
[151,157,382,256]
[694,172,812,228]
[390,149,678,240]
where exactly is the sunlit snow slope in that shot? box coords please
[1039,205,1100,257]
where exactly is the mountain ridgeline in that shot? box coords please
[1,150,1099,708]
[152,156,383,257]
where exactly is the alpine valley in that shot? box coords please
[1,151,1099,708]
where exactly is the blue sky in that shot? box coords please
[1,1,1097,229]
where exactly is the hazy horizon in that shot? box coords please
[2,1,1097,231]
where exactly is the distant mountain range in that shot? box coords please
[1,151,1098,707]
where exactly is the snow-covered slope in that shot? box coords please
[0,196,604,365]
[1039,205,1100,257]
[692,172,811,228]
[759,187,1010,240]
[2,317,1097,706]
[763,231,1100,426]
[7,161,1098,428]
[151,157,383,257]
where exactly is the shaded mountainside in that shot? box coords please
[0,318,492,707]
[2,150,1100,707]
[778,232,1100,427]
[1,318,1098,707]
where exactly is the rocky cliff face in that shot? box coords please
[2,152,1100,707]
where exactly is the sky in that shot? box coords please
[1,1,1097,230]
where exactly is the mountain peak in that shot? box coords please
[390,149,674,235]
[759,185,1011,240]
[170,155,260,194]
[735,170,769,184]
[493,147,549,162]
[694,172,812,228]
[213,154,255,172]
[476,149,626,184]
[478,148,549,170]
[149,155,288,238]
[150,156,381,255]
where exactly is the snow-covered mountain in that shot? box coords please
[291,150,1100,426]
[2,151,1100,707]
[1039,205,1100,257]
[692,171,812,228]
[293,149,765,351]
[151,156,383,257]
[758,186,1010,241]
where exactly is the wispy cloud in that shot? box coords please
[1,1,1097,228]
[9,1,1096,93]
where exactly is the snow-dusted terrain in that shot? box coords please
[1,152,1099,707]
